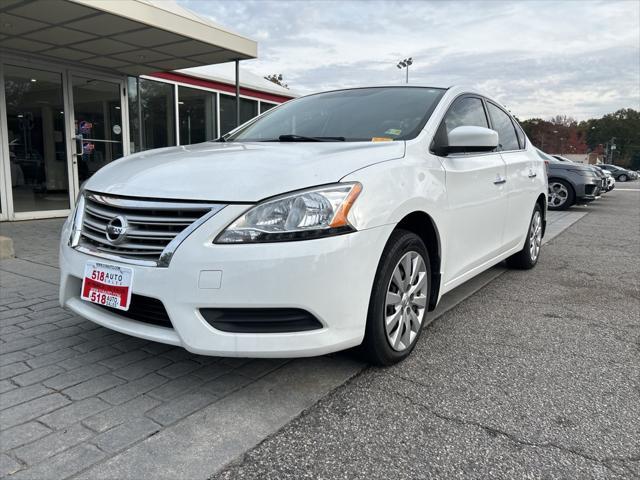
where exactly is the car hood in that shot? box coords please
[85,141,405,202]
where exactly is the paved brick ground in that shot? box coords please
[0,209,586,479]
[0,219,294,479]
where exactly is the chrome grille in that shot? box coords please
[75,192,225,267]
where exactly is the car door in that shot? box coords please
[486,101,538,250]
[434,95,508,287]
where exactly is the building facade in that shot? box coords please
[0,0,294,221]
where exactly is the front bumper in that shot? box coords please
[59,207,395,357]
[575,177,601,201]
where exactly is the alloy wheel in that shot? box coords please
[619,174,628,182]
[384,251,428,352]
[548,182,569,208]
[529,210,543,261]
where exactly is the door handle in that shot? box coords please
[74,135,84,157]
[493,177,507,185]
[528,172,537,178]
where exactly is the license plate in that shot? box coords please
[81,261,133,311]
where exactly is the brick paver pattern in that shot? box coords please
[0,219,287,479]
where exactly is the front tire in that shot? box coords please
[362,230,430,366]
[548,179,574,210]
[618,174,628,182]
[506,204,543,269]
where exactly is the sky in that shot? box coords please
[178,0,640,121]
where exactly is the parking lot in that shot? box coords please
[1,184,639,479]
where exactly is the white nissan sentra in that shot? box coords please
[59,86,547,365]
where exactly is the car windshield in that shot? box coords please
[224,87,446,142]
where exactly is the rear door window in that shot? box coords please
[486,102,520,151]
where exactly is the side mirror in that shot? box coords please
[439,126,499,155]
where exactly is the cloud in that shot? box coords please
[178,0,640,120]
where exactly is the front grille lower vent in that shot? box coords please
[200,308,323,333]
[77,192,224,266]
[98,294,172,328]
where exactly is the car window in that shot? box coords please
[442,97,488,134]
[486,102,520,151]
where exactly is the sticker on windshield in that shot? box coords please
[384,128,402,136]
[371,137,393,142]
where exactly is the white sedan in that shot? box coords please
[60,85,547,365]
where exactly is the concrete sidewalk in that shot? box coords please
[0,209,590,479]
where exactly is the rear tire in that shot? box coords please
[506,204,543,270]
[362,230,430,366]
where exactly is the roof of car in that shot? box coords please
[295,84,496,104]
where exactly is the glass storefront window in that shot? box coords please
[220,95,258,135]
[128,77,175,152]
[178,86,217,145]
[127,76,140,154]
[4,65,70,213]
[260,102,276,114]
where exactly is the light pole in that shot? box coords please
[604,137,616,164]
[397,57,413,84]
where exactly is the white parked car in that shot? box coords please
[600,168,615,191]
[60,86,547,365]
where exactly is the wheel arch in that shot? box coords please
[393,211,442,311]
[548,176,576,194]
[548,176,577,207]
[535,193,547,236]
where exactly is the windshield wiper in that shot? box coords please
[278,134,346,142]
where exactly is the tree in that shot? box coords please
[521,110,640,164]
[578,109,640,167]
[520,117,587,154]
[264,74,288,89]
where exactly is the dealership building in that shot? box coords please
[0,0,295,221]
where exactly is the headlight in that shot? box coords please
[215,183,362,244]
[575,170,596,177]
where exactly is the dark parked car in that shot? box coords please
[598,164,638,182]
[552,155,609,193]
[537,149,602,210]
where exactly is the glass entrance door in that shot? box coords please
[71,76,125,185]
[3,64,71,215]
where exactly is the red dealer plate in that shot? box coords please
[81,261,133,311]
